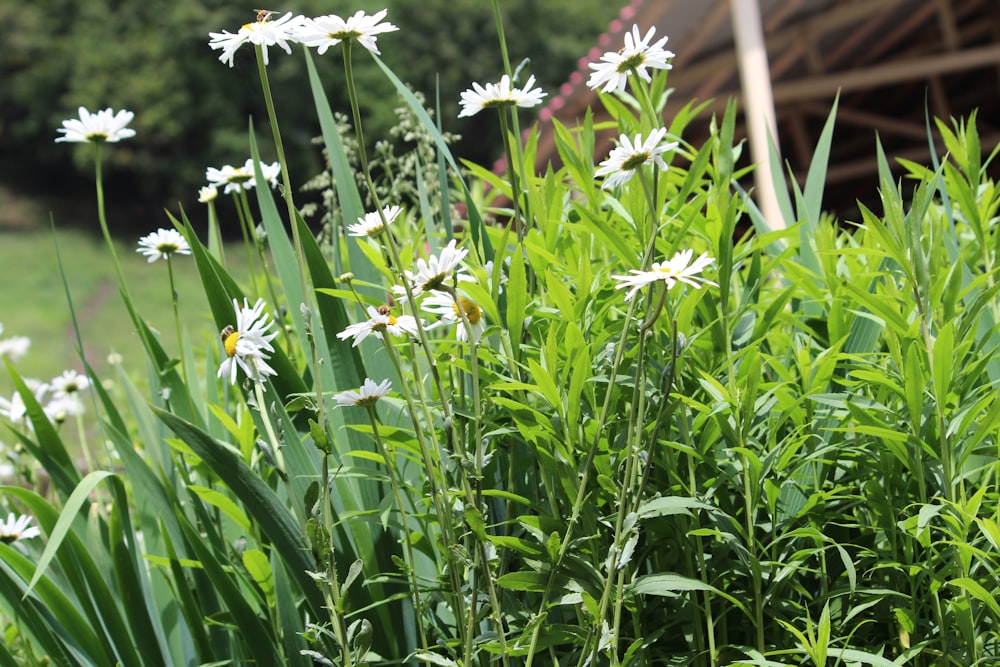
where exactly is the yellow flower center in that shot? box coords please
[224,331,240,358]
[652,265,680,277]
[453,297,482,324]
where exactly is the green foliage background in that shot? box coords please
[0,0,619,223]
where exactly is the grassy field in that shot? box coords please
[0,225,251,397]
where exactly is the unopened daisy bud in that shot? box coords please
[199,185,218,203]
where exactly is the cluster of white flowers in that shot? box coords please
[335,233,488,350]
[205,159,282,195]
[0,369,91,428]
[50,12,716,411]
[208,9,398,68]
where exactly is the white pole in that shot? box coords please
[730,0,785,229]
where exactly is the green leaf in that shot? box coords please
[152,407,326,620]
[242,549,274,599]
[497,571,550,592]
[178,517,281,664]
[948,577,1000,617]
[625,572,716,596]
[25,470,115,597]
[636,496,715,520]
[189,486,251,533]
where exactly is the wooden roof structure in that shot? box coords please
[534,0,1000,221]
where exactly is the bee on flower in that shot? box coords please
[587,24,674,94]
[217,298,279,385]
[420,291,487,343]
[209,10,304,67]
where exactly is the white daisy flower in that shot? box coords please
[0,336,30,361]
[595,128,677,190]
[295,9,399,55]
[347,205,402,237]
[205,164,247,194]
[0,513,41,544]
[1,380,51,426]
[458,74,547,118]
[44,394,84,425]
[198,185,219,203]
[332,378,392,408]
[254,159,282,189]
[0,392,27,425]
[209,11,304,67]
[421,291,486,343]
[393,239,473,298]
[587,24,674,94]
[612,249,717,302]
[218,298,280,385]
[136,228,191,263]
[49,370,90,398]
[205,159,281,194]
[337,305,420,347]
[55,107,136,144]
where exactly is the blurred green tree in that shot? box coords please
[0,0,620,229]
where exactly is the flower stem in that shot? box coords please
[320,454,355,666]
[363,403,429,651]
[252,380,285,474]
[92,144,128,294]
[166,257,185,379]
[254,44,326,439]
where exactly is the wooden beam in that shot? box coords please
[677,0,912,88]
[795,102,930,140]
[671,0,731,69]
[935,0,962,50]
[772,44,1000,103]
[816,133,1000,183]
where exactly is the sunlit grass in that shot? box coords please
[0,227,250,394]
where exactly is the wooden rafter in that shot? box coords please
[530,0,998,215]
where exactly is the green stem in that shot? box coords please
[254,44,325,440]
[233,190,261,292]
[166,257,185,379]
[321,454,355,666]
[497,109,527,245]
[92,144,128,294]
[490,0,532,238]
[631,74,660,132]
[364,404,429,652]
[252,380,285,475]
[254,44,307,296]
[205,198,226,266]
